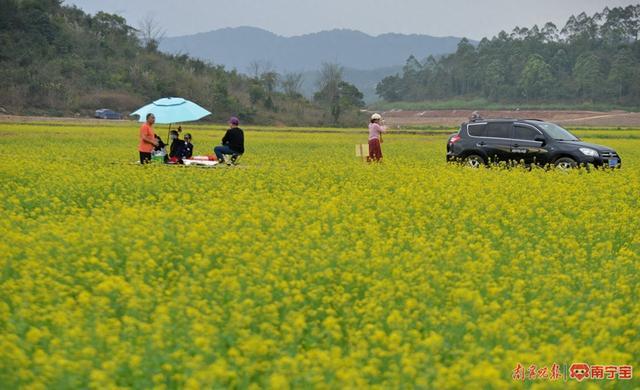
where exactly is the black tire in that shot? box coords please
[554,157,578,170]
[464,154,485,168]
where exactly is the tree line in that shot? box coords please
[0,0,364,125]
[376,5,640,106]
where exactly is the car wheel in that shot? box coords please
[464,154,485,168]
[555,157,578,170]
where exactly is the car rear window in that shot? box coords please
[467,124,486,137]
[486,122,512,138]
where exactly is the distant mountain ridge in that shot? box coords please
[159,26,467,72]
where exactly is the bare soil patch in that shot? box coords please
[377,109,640,128]
[0,114,130,125]
[3,110,640,128]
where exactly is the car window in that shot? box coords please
[486,122,512,138]
[513,125,540,141]
[467,124,486,137]
[531,121,579,141]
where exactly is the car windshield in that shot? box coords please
[533,121,579,141]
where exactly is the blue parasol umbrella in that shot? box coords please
[130,97,211,124]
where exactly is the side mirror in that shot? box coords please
[534,135,546,145]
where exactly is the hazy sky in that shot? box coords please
[64,0,636,39]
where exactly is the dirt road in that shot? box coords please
[376,109,640,128]
[2,110,640,127]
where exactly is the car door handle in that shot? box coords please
[512,143,520,147]
[476,142,486,147]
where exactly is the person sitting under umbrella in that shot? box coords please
[168,131,194,164]
[214,117,244,165]
[182,133,194,159]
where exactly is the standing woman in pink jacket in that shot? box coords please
[368,113,386,162]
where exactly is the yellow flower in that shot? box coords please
[269,373,290,389]
[1,122,638,388]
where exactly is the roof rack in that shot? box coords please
[471,118,518,122]
[468,117,550,124]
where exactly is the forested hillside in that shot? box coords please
[376,5,640,107]
[3,1,638,122]
[0,0,367,125]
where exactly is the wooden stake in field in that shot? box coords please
[355,143,369,162]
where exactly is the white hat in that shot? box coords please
[371,113,382,120]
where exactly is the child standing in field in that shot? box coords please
[368,113,386,162]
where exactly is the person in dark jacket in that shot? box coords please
[168,131,194,163]
[214,116,244,164]
[182,133,194,159]
[169,130,183,159]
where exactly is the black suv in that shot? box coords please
[446,119,621,169]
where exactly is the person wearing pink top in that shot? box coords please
[368,113,386,162]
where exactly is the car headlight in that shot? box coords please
[579,148,598,157]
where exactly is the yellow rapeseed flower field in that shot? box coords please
[0,122,638,388]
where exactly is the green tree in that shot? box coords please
[482,59,506,100]
[375,4,640,106]
[260,71,278,110]
[541,22,559,42]
[376,75,405,102]
[452,38,478,95]
[338,81,365,109]
[210,79,238,117]
[313,64,364,124]
[248,81,265,107]
[550,49,571,77]
[138,14,164,51]
[573,52,601,100]
[518,54,554,99]
[401,55,423,99]
[376,74,403,101]
[281,72,303,98]
[608,49,634,100]
[314,63,343,124]
[0,1,319,122]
